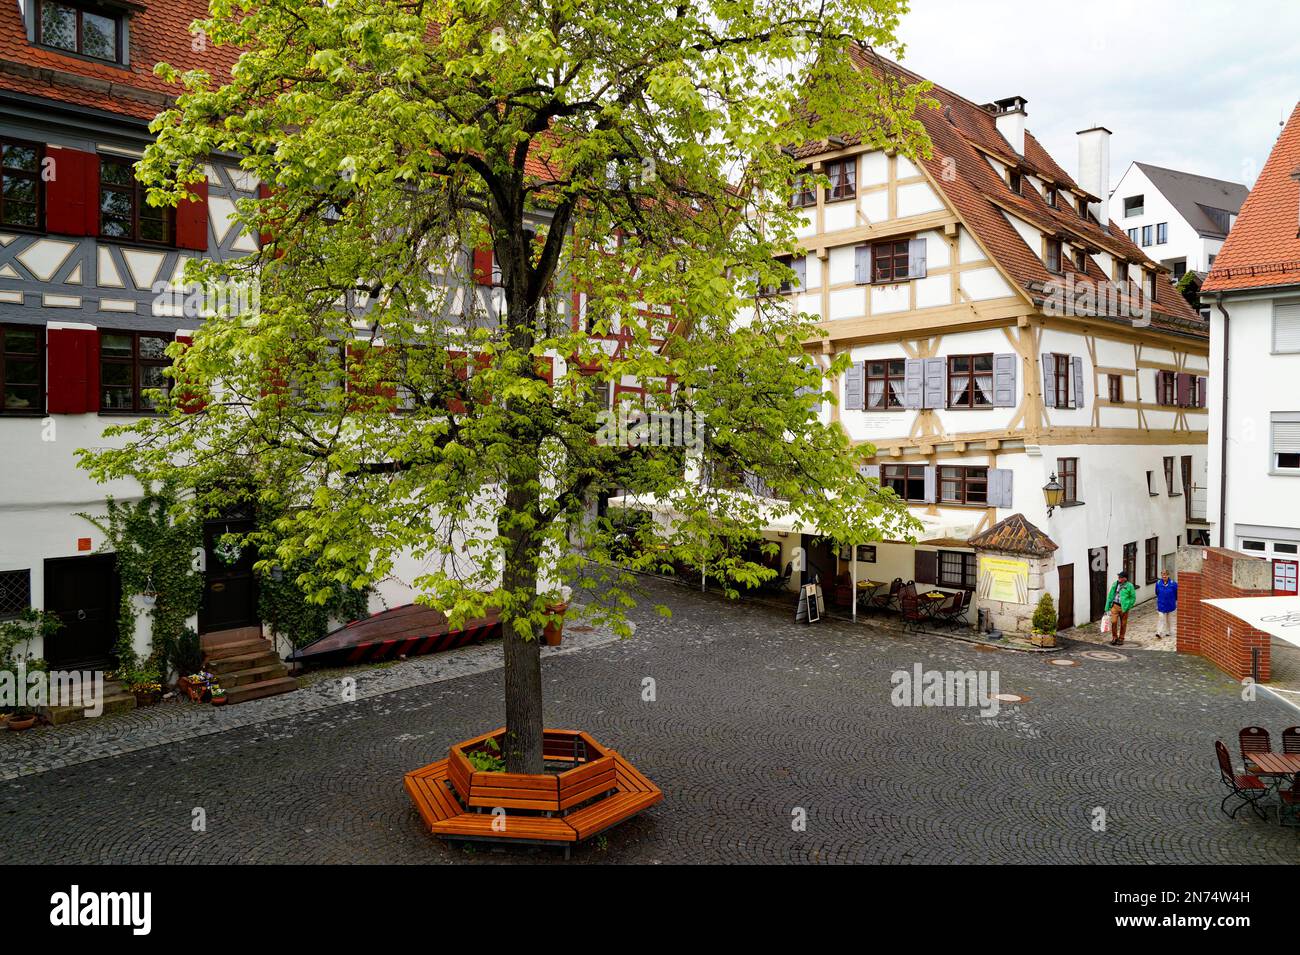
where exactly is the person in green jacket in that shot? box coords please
[1105,569,1137,646]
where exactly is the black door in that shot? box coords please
[1088,547,1108,622]
[1057,564,1074,631]
[800,535,838,587]
[199,519,260,634]
[44,554,120,669]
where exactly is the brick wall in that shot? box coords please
[1176,546,1274,681]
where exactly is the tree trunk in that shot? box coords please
[500,454,546,775]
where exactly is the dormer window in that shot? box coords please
[1045,238,1062,274]
[1046,187,1058,209]
[1074,247,1088,272]
[39,1,123,63]
[1076,196,1088,218]
[1008,169,1022,195]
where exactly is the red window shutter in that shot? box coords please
[45,147,100,237]
[346,344,396,411]
[472,246,494,286]
[46,326,99,413]
[173,334,206,414]
[536,355,554,387]
[176,180,209,251]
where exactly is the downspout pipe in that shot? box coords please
[1214,294,1230,548]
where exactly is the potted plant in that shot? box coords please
[210,685,228,706]
[125,666,164,707]
[542,586,572,647]
[0,610,56,729]
[1029,593,1058,648]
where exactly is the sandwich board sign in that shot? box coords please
[796,583,823,624]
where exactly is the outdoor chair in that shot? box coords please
[1215,740,1268,821]
[871,577,903,612]
[898,590,927,631]
[935,591,970,629]
[1239,726,1272,770]
[1282,726,1300,755]
[1279,779,1300,828]
[762,562,793,595]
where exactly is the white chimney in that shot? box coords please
[989,96,1028,155]
[1076,126,1112,223]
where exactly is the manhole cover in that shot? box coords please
[994,693,1030,703]
[1079,649,1128,662]
[1049,658,1079,667]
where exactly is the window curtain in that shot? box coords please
[867,378,885,409]
[975,372,994,405]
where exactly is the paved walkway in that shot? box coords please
[1,579,1295,863]
[1062,599,1176,651]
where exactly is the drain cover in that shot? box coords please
[993,692,1030,703]
[1049,658,1079,667]
[1080,649,1127,662]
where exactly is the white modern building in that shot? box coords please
[1202,102,1300,598]
[762,50,1211,629]
[1110,162,1247,281]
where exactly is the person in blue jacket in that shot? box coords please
[1154,568,1178,640]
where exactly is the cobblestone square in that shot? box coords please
[2,578,1296,864]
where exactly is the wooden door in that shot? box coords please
[43,554,120,668]
[199,519,260,634]
[1088,547,1108,622]
[1057,564,1074,631]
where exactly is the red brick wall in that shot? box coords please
[1177,548,1273,682]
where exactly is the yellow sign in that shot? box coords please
[979,556,1030,604]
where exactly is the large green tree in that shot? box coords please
[82,0,927,772]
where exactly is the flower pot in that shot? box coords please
[543,601,568,647]
[7,715,37,731]
[133,690,160,708]
[1029,632,1057,648]
[211,695,227,706]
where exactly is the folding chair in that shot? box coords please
[1216,740,1268,821]
[898,590,926,631]
[1281,726,1300,755]
[1239,726,1271,771]
[871,577,902,612]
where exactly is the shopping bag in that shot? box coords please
[1099,614,1111,635]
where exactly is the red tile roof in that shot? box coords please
[797,48,1203,336]
[1202,103,1300,294]
[0,0,235,120]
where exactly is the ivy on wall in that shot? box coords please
[257,556,372,649]
[79,478,203,676]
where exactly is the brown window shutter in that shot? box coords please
[914,550,937,584]
[44,147,99,237]
[46,326,100,414]
[175,180,210,251]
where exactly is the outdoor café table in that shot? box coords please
[1247,752,1300,806]
[918,590,948,620]
[856,580,885,607]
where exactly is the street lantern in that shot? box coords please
[1043,473,1064,516]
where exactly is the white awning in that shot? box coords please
[1203,596,1300,649]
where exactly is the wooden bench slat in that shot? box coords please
[431,814,577,842]
[566,791,661,840]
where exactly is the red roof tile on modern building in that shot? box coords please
[1202,103,1300,294]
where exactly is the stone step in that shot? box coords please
[222,677,297,705]
[200,626,265,651]
[206,650,280,674]
[203,638,271,661]
[44,688,136,725]
[215,662,288,688]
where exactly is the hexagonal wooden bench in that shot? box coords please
[404,728,662,858]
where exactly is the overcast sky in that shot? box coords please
[894,0,1300,192]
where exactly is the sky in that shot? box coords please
[893,0,1300,192]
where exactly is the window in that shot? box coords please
[865,359,906,410]
[937,551,977,590]
[1073,247,1088,272]
[825,158,856,202]
[1156,222,1168,244]
[1272,412,1300,471]
[1274,302,1300,353]
[1155,370,1176,406]
[0,325,43,414]
[1077,196,1088,218]
[1172,259,1187,279]
[100,156,174,245]
[1107,374,1123,403]
[1242,540,1266,552]
[39,1,121,62]
[1046,187,1058,208]
[1140,225,1152,246]
[0,139,42,229]
[938,465,988,505]
[0,569,31,620]
[872,239,911,283]
[1045,238,1062,273]
[947,354,994,408]
[1145,537,1159,584]
[1188,375,1203,408]
[1057,457,1079,504]
[1008,169,1022,195]
[100,331,172,413]
[1123,195,1144,218]
[1126,227,1138,243]
[1163,456,1176,495]
[882,464,926,501]
[1146,470,1157,495]
[1051,352,1073,408]
[1145,271,1158,300]
[1276,543,1299,555]
[790,173,816,209]
[1122,542,1137,584]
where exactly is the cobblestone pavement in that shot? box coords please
[1062,599,1176,652]
[1,578,1296,864]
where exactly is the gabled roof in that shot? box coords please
[968,513,1057,557]
[1203,103,1300,294]
[794,48,1204,337]
[1127,163,1248,239]
[0,1,235,121]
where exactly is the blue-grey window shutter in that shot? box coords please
[791,256,806,291]
[858,463,880,481]
[844,360,865,411]
[908,237,927,279]
[855,245,872,285]
[1072,355,1085,408]
[992,353,1017,407]
[903,357,925,409]
[1042,353,1057,408]
[923,465,937,503]
[988,468,1013,507]
[923,357,946,409]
